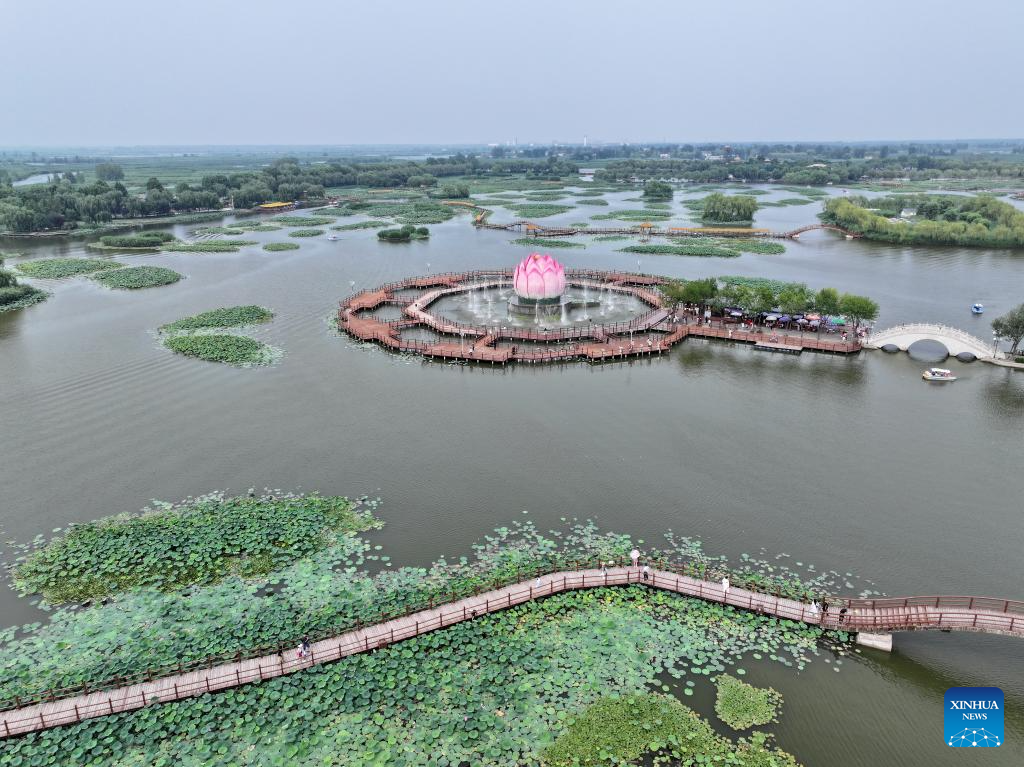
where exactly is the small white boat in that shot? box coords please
[327,234,338,241]
[971,303,984,314]
[922,367,957,382]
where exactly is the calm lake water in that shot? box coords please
[1,186,1022,765]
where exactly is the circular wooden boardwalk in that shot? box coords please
[1,564,1019,738]
[338,269,861,365]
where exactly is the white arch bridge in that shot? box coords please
[866,323,1002,360]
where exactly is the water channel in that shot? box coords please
[1,185,1022,765]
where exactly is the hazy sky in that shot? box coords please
[5,0,1022,146]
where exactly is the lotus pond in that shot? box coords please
[91,266,182,290]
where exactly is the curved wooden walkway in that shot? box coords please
[1,566,1020,738]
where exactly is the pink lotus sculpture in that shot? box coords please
[512,253,566,300]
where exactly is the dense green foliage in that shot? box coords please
[0,178,219,233]
[822,194,1024,247]
[91,266,182,289]
[575,197,610,205]
[662,277,720,307]
[377,224,430,242]
[619,244,740,258]
[662,275,877,323]
[592,235,631,242]
[0,258,47,310]
[643,179,674,200]
[263,242,301,251]
[701,193,759,222]
[94,162,124,181]
[591,209,673,221]
[14,258,120,278]
[992,303,1024,353]
[98,232,176,248]
[544,694,796,767]
[163,333,272,364]
[714,675,783,731]
[14,493,376,604]
[160,305,273,333]
[287,228,325,237]
[510,238,583,248]
[439,183,471,198]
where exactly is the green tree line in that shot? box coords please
[663,277,879,328]
[821,195,1024,248]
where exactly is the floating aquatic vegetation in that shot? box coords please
[0,516,857,707]
[164,241,257,252]
[14,258,120,278]
[270,215,336,226]
[190,226,251,235]
[221,221,283,231]
[544,694,797,767]
[574,198,609,206]
[505,203,575,218]
[91,266,182,289]
[731,239,786,255]
[509,238,583,248]
[287,228,325,237]
[619,244,741,258]
[590,209,674,221]
[263,242,300,251]
[93,232,176,249]
[159,305,273,332]
[0,589,814,766]
[13,492,375,604]
[346,201,456,225]
[331,220,388,230]
[163,333,274,365]
[715,673,783,730]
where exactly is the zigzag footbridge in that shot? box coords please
[1,564,1019,738]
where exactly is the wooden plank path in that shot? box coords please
[1,566,1020,738]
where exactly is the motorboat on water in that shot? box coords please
[971,303,984,314]
[922,367,957,382]
[327,234,338,241]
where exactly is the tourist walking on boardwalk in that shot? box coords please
[810,600,820,618]
[721,577,730,599]
[630,548,641,568]
[642,565,650,581]
[601,561,608,574]
[839,607,848,624]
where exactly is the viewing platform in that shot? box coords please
[338,270,861,366]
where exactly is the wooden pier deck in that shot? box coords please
[338,270,861,365]
[1,565,1019,739]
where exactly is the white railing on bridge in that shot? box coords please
[867,323,1000,357]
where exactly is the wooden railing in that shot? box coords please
[1,553,1020,727]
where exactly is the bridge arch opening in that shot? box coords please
[907,339,949,363]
